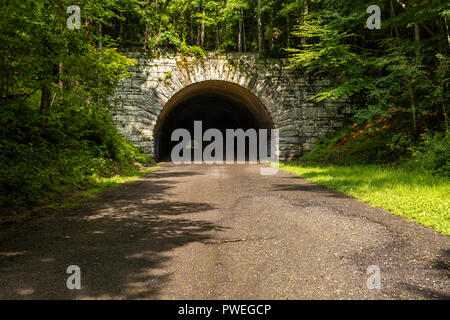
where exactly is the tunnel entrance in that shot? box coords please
[154,81,274,162]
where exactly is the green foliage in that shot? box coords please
[1,0,449,215]
[0,0,152,214]
[299,115,448,176]
[157,31,183,48]
[55,165,160,211]
[408,131,450,176]
[288,14,361,76]
[0,100,151,212]
[387,132,414,155]
[288,0,449,184]
[301,125,407,166]
[180,43,206,57]
[300,128,348,163]
[289,0,449,135]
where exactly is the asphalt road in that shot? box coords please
[0,164,449,299]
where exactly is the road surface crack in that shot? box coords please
[204,236,276,245]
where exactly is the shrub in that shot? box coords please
[157,31,182,48]
[0,100,151,213]
[408,131,449,176]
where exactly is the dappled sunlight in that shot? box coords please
[0,167,226,299]
[16,288,35,296]
[0,251,28,257]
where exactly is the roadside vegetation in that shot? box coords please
[279,118,449,235]
[280,0,449,235]
[1,0,448,227]
[279,163,449,236]
[0,1,157,220]
[0,164,158,226]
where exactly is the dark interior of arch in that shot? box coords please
[154,81,274,162]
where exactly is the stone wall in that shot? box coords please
[110,52,355,160]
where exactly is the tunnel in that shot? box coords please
[154,80,274,162]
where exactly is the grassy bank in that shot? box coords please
[279,163,450,236]
[0,98,157,217]
[0,164,160,225]
[58,164,160,209]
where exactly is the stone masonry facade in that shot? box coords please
[110,52,355,160]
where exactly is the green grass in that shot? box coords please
[0,165,160,225]
[279,162,450,236]
[56,165,160,210]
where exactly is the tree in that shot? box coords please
[288,0,449,135]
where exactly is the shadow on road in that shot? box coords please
[0,167,224,299]
[271,182,347,198]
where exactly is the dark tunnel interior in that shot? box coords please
[154,81,274,162]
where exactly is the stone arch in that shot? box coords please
[112,53,353,161]
[153,80,275,161]
[144,56,285,125]
[136,55,288,160]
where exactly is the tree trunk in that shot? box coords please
[119,19,124,42]
[143,23,149,50]
[257,0,264,56]
[406,24,421,133]
[407,81,417,133]
[190,7,194,45]
[40,82,51,115]
[197,20,201,46]
[241,8,246,52]
[58,62,63,90]
[301,0,309,46]
[238,7,243,52]
[414,23,421,56]
[40,38,55,115]
[389,0,400,38]
[441,99,449,131]
[201,7,206,47]
[286,14,290,48]
[98,23,103,49]
[444,16,450,49]
[269,11,274,50]
[216,26,220,50]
